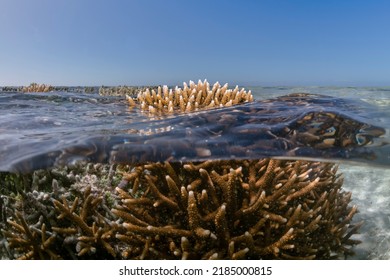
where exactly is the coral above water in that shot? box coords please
[99,85,158,97]
[128,80,253,114]
[22,83,54,93]
[0,159,361,260]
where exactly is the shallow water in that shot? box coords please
[0,87,389,172]
[0,86,389,259]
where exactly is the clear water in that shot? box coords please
[0,87,389,172]
[0,86,389,259]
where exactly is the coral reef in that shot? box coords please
[1,86,22,92]
[99,86,158,97]
[0,80,363,259]
[0,159,362,260]
[1,85,97,94]
[128,80,253,114]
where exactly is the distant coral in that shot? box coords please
[99,86,158,97]
[22,83,54,93]
[0,86,22,92]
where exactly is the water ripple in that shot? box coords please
[0,90,389,172]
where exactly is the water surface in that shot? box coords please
[0,87,389,172]
[1,86,390,259]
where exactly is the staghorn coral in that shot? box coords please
[50,185,117,258]
[113,159,361,259]
[128,80,253,114]
[0,160,362,259]
[1,211,60,259]
[0,163,120,259]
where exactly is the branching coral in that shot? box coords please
[0,163,120,259]
[0,160,362,259]
[51,186,117,258]
[2,211,59,259]
[112,159,361,259]
[128,80,253,114]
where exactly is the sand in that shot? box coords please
[340,164,390,259]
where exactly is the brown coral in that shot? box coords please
[0,159,362,259]
[2,211,59,259]
[0,164,120,259]
[51,186,116,258]
[112,159,361,259]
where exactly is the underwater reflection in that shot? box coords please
[0,93,387,173]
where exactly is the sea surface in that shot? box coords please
[0,86,389,259]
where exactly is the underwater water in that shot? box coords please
[0,86,389,259]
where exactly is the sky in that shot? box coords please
[1,0,390,86]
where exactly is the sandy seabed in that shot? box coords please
[340,164,390,259]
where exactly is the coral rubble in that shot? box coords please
[0,159,362,260]
[128,80,253,114]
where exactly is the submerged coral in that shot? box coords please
[113,159,360,259]
[0,159,361,260]
[129,80,253,114]
[0,163,120,259]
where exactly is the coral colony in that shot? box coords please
[128,80,253,114]
[0,80,362,259]
[22,83,54,93]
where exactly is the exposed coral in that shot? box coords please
[129,80,254,114]
[99,85,158,97]
[1,86,97,94]
[22,83,54,93]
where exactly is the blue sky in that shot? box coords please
[1,0,389,86]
